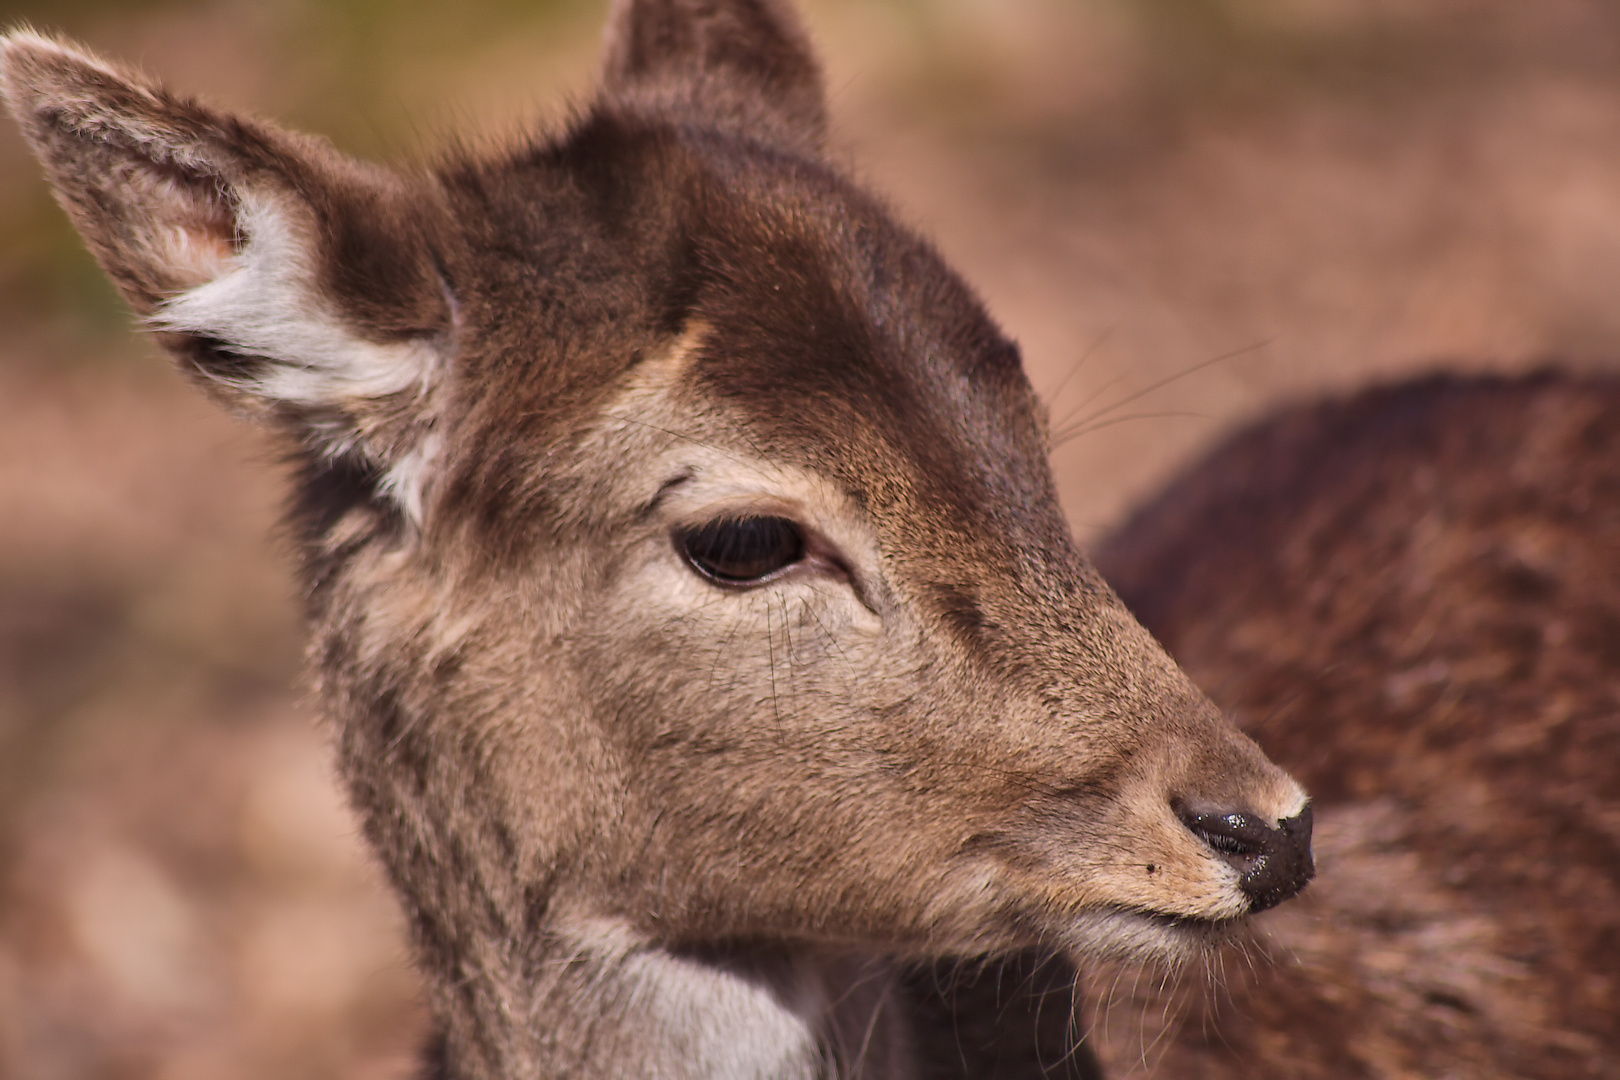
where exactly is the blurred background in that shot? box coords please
[3,1,1620,1076]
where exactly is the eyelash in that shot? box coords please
[676,515,806,585]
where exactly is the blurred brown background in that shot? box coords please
[3,1,1620,1077]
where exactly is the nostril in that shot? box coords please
[1176,805,1268,861]
[1175,802,1315,913]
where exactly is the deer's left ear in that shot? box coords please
[598,0,826,151]
[0,30,453,522]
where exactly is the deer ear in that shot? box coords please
[0,31,451,521]
[599,0,825,150]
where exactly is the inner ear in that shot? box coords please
[598,0,827,151]
[151,165,252,286]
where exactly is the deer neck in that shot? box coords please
[428,916,914,1080]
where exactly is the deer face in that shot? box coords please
[388,116,1312,963]
[0,0,1310,991]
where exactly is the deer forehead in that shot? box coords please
[576,332,878,543]
[500,311,1058,590]
[440,135,1051,504]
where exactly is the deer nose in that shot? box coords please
[1177,803,1315,912]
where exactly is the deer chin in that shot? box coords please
[1062,904,1248,968]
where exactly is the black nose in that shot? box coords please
[1177,803,1315,912]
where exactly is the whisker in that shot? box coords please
[802,600,856,679]
[1051,372,1126,435]
[763,594,783,743]
[1055,339,1270,447]
[1050,409,1210,449]
[1043,325,1116,411]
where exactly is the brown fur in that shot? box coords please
[1096,371,1620,1079]
[1,3,1315,1077]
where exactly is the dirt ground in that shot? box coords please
[3,1,1620,1076]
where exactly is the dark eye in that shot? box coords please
[678,515,806,585]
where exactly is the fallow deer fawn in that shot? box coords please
[1097,371,1620,1078]
[1,1,1314,1076]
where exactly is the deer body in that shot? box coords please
[1,3,1313,1076]
[1096,372,1620,1078]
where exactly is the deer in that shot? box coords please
[0,2,1316,1077]
[1093,371,1620,1078]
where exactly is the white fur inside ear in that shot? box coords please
[151,193,444,522]
[152,195,440,404]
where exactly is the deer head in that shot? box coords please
[1,2,1312,1075]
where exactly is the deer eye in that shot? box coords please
[678,515,806,585]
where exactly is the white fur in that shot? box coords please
[150,194,444,522]
[152,195,440,405]
[556,919,824,1080]
[379,429,442,526]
